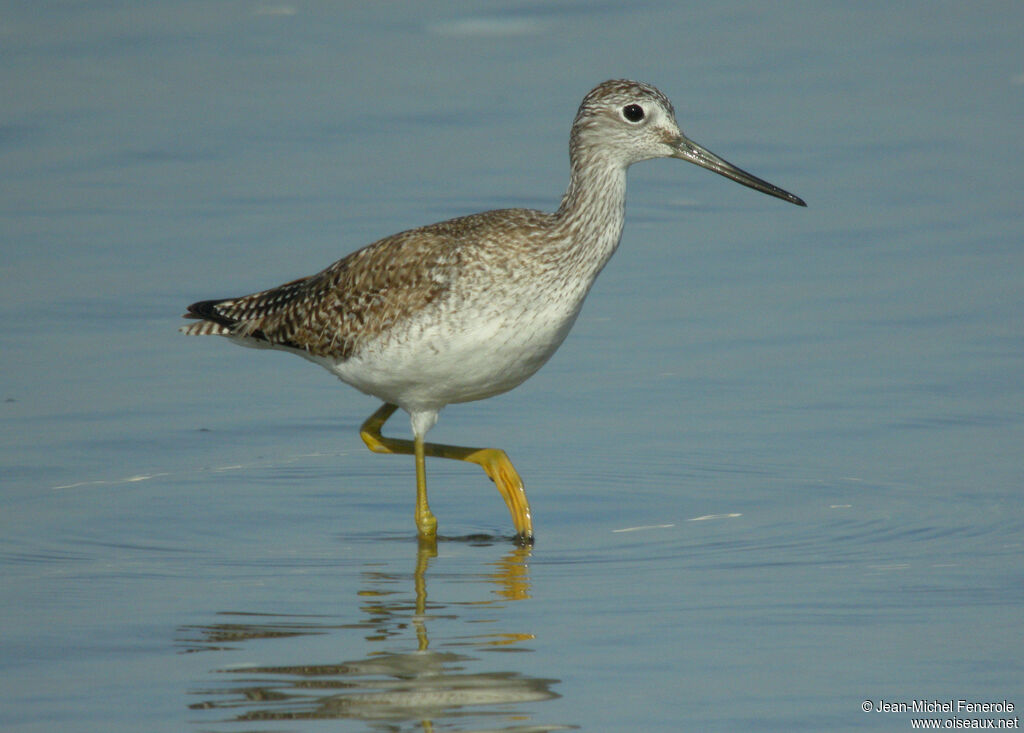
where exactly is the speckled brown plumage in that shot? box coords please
[182,208,556,360]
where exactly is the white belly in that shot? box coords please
[315,292,583,413]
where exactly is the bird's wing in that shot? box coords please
[181,227,456,360]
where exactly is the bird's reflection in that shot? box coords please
[181,541,568,731]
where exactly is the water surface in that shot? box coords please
[2,3,1023,731]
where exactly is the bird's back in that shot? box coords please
[181,207,558,362]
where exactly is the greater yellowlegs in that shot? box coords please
[181,79,805,544]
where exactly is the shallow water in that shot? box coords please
[3,3,1023,731]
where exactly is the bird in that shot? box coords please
[181,79,805,546]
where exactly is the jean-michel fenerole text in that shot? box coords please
[874,700,1014,714]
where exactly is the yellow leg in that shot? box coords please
[412,431,438,540]
[359,403,534,544]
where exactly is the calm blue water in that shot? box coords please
[3,3,1022,731]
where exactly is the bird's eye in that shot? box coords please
[622,104,645,123]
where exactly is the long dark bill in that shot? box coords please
[670,133,806,207]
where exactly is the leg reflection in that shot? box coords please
[181,542,562,728]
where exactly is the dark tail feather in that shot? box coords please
[183,298,237,328]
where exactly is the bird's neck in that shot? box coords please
[553,154,629,277]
